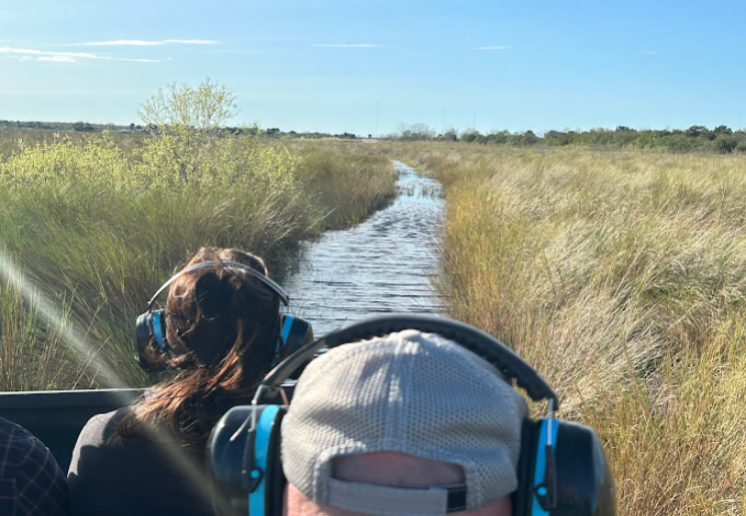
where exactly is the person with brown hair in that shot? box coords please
[67,247,291,516]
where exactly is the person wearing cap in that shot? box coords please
[281,329,527,516]
[0,416,69,515]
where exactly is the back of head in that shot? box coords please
[281,329,528,515]
[164,247,281,374]
[123,247,282,450]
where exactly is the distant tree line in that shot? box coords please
[0,120,136,132]
[390,123,746,154]
[0,119,361,141]
[8,117,746,153]
[221,126,358,140]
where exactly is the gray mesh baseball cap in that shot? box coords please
[281,329,528,515]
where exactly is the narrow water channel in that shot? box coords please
[284,161,444,336]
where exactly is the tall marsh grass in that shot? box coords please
[296,150,397,229]
[0,134,394,391]
[405,144,746,515]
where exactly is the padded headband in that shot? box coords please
[253,314,558,407]
[146,261,290,309]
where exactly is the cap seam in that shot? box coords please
[401,338,417,445]
[383,340,397,442]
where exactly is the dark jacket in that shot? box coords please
[67,408,215,516]
[0,416,69,516]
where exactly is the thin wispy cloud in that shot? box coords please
[0,46,159,63]
[113,57,161,63]
[0,47,98,59]
[475,46,511,50]
[313,43,380,48]
[72,39,218,46]
[38,55,76,63]
[643,50,657,55]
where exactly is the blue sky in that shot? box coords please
[2,0,746,135]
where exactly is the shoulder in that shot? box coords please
[66,410,211,516]
[0,416,62,472]
[68,407,134,476]
[0,415,34,444]
[0,417,68,515]
[78,407,131,445]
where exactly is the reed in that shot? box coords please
[401,144,746,515]
[0,134,395,390]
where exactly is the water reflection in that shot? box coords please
[284,161,444,336]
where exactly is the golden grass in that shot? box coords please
[402,144,746,515]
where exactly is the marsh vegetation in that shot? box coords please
[0,127,395,391]
[393,143,746,516]
[2,93,744,514]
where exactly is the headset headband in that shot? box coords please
[147,261,290,309]
[253,314,558,407]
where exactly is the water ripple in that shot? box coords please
[283,161,444,336]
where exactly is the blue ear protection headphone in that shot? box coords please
[135,261,313,372]
[206,315,616,516]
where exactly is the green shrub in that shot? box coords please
[712,135,738,154]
